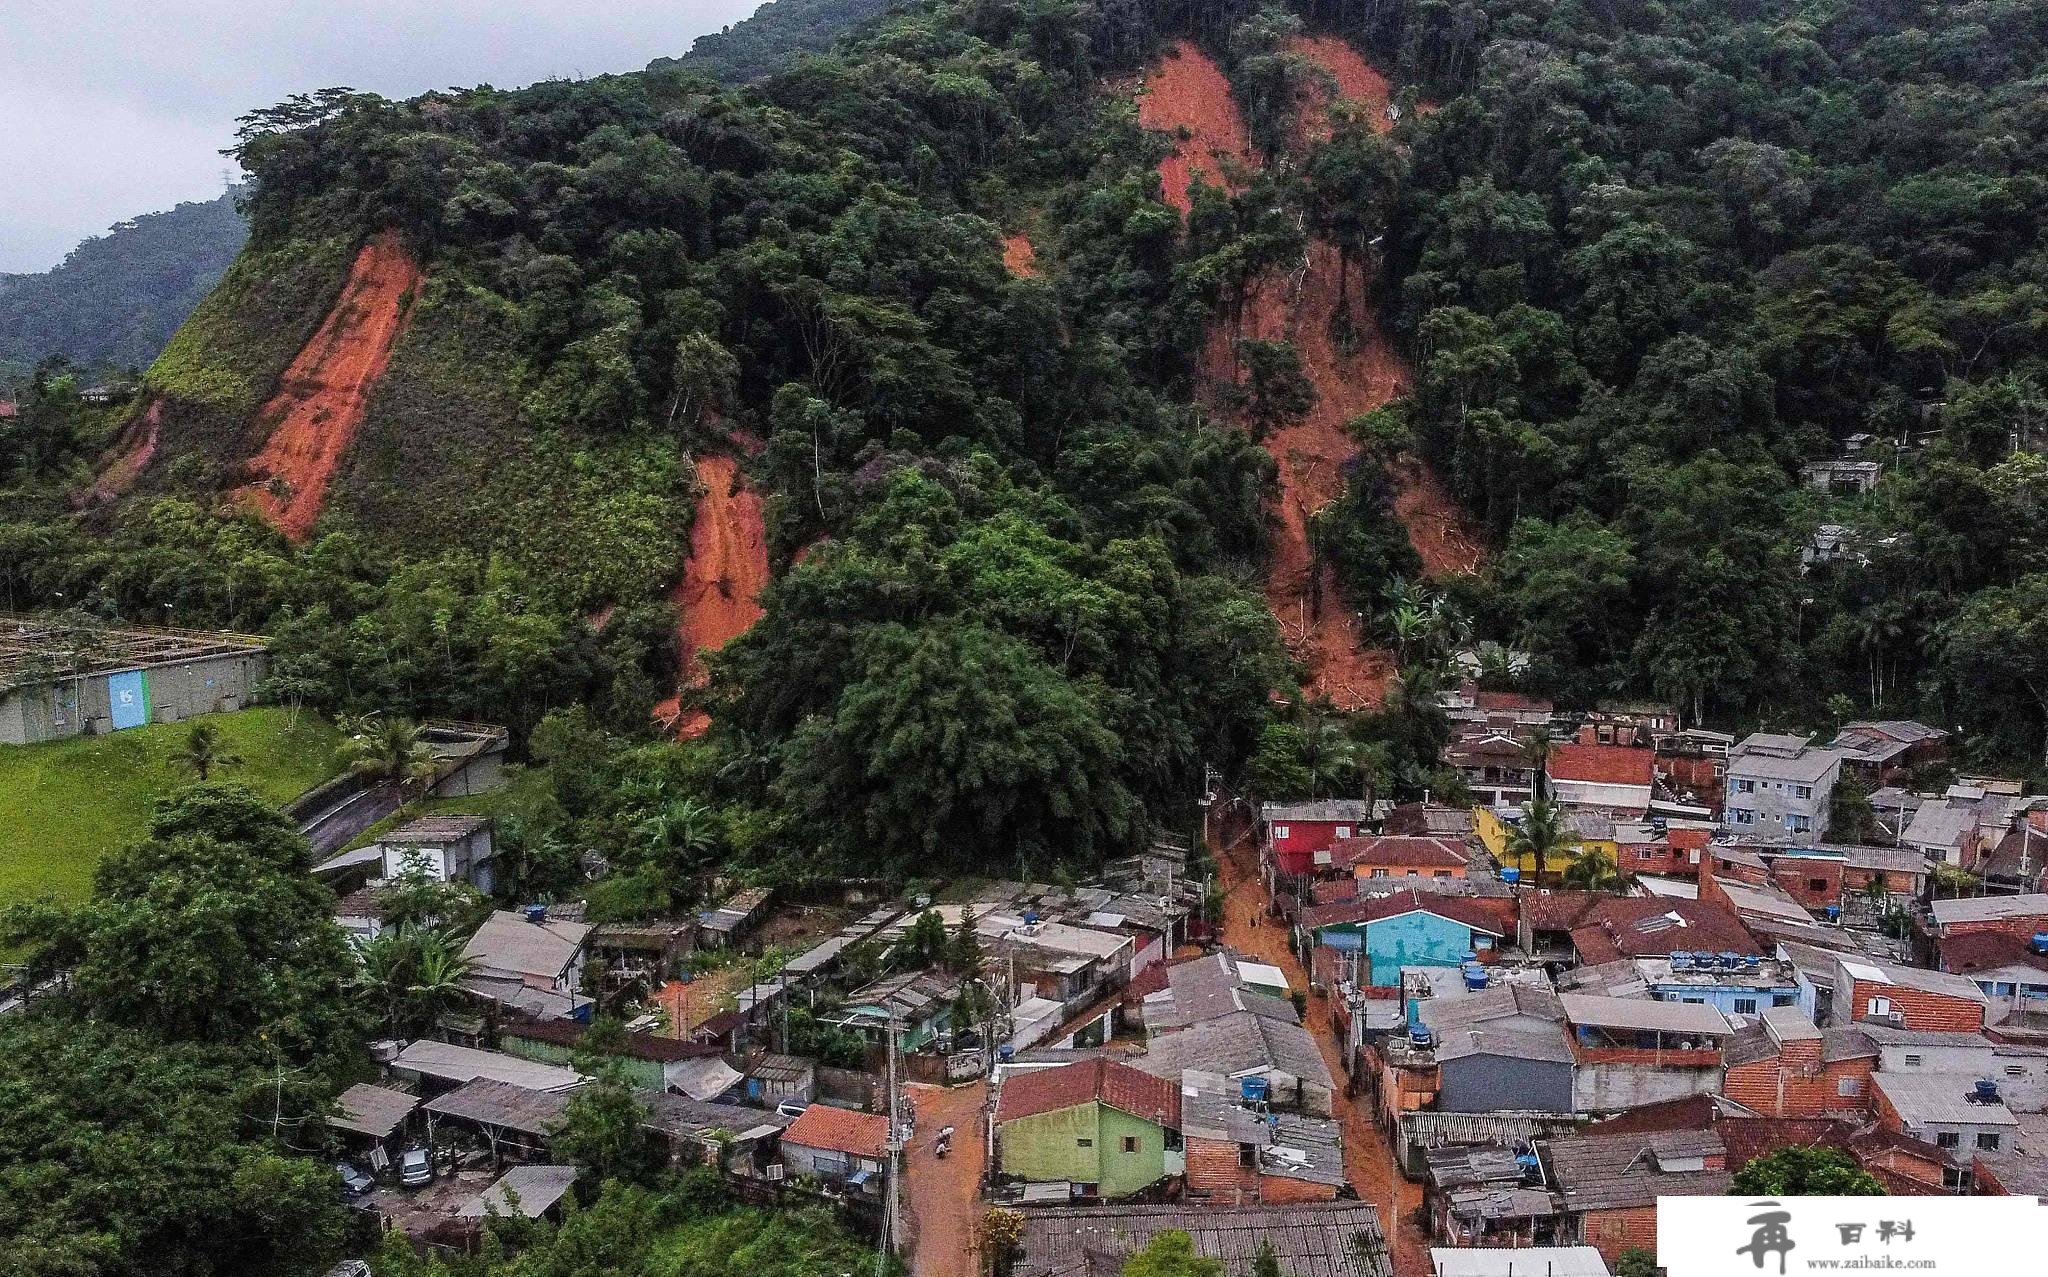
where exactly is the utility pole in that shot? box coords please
[881,1015,900,1269]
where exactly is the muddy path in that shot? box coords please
[655,452,769,737]
[1206,805,1431,1275]
[236,232,421,542]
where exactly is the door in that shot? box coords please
[106,670,150,731]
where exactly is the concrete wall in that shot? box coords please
[1724,760,1839,839]
[1438,1054,1573,1114]
[1572,1060,1723,1113]
[0,650,267,745]
[1364,911,1490,988]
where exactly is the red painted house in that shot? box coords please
[1260,800,1372,877]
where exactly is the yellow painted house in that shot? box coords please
[1472,806,1619,880]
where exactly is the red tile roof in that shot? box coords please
[1548,743,1656,788]
[1566,897,1760,961]
[994,1059,1181,1128]
[1939,930,2048,976]
[782,1104,890,1159]
[1328,835,1468,871]
[1299,889,1504,936]
[1476,690,1553,713]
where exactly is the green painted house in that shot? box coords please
[993,1058,1183,1199]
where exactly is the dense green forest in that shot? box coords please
[0,189,248,373]
[662,0,900,82]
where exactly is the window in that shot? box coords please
[1774,994,1795,1007]
[1936,1132,1959,1149]
[1903,1054,1922,1067]
[1734,779,1756,794]
[1406,869,1420,877]
[1639,849,1657,860]
[1795,785,1812,800]
[1943,1166,1972,1191]
[1867,996,1893,1018]
[1239,1143,1258,1168]
[1121,1136,1139,1153]
[1837,1077,1863,1097]
[1433,870,1451,878]
[1786,815,1812,834]
[2005,1066,2026,1079]
[1273,826,1289,840]
[1732,808,1756,825]
[1976,1133,2000,1151]
[1076,1138,1093,1148]
[1336,827,1350,839]
[1734,998,1758,1015]
[1808,879,1828,892]
[1370,868,1389,878]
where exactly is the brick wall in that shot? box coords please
[1845,977,1985,1032]
[1723,1046,1874,1119]
[1706,851,1772,888]
[1580,1205,1658,1267]
[1184,1136,1339,1204]
[1937,913,2048,943]
[1771,859,1844,911]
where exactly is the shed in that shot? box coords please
[329,1083,420,1146]
[458,1164,579,1220]
[424,1078,572,1163]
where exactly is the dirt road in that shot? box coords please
[903,1081,988,1277]
[1207,806,1430,1277]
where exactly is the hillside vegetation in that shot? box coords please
[1,0,2044,894]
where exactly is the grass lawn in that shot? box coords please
[0,707,345,907]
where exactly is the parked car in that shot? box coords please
[335,1163,375,1198]
[398,1146,434,1188]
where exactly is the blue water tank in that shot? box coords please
[1462,964,1488,991]
[1408,1025,1433,1048]
[1825,905,1842,922]
[2031,932,2048,955]
[1501,867,1521,885]
[1023,909,1039,926]
[522,903,548,923]
[1974,1078,2000,1103]
[1240,1076,1270,1103]
[997,1044,1015,1063]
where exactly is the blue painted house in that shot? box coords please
[1299,890,1505,987]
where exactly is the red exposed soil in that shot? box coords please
[1137,39,1253,215]
[80,399,162,506]
[1287,34,1397,147]
[904,1080,989,1277]
[236,232,421,541]
[1000,232,1038,277]
[1142,38,1480,709]
[655,453,769,737]
[1207,805,1429,1276]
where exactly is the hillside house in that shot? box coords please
[1519,893,1759,967]
[1802,458,1881,494]
[1820,954,1988,1034]
[459,909,591,1022]
[1872,1072,2020,1161]
[696,886,773,949]
[1010,1202,1394,1277]
[1721,1005,1877,1119]
[1938,931,2048,1016]
[1619,952,1800,1018]
[1547,744,1656,816]
[1446,731,1537,807]
[1299,891,1506,988]
[1828,720,1949,786]
[993,1059,1183,1200]
[1560,994,1735,1112]
[1546,1128,1729,1266]
[1415,983,1576,1115]
[497,1016,737,1099]
[377,815,496,891]
[388,1041,586,1097]
[423,1079,572,1166]
[1723,733,1846,840]
[1335,834,1472,881]
[1179,1069,1344,1204]
[327,1083,421,1168]
[1422,1145,1563,1248]
[1261,800,1372,876]
[1902,785,2025,868]
[1134,1009,1336,1117]
[1929,894,2048,943]
[1141,950,1297,1035]
[826,969,960,1051]
[779,1104,889,1193]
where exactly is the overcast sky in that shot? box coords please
[1,0,765,273]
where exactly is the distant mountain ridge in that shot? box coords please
[0,190,248,372]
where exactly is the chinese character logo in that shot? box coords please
[1737,1201,1796,1274]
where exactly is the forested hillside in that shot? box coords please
[5,0,2046,881]
[663,0,899,82]
[0,190,247,372]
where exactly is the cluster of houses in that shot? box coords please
[316,818,1213,1249]
[1248,693,2048,1269]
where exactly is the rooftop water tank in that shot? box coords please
[1973,1078,2000,1104]
[2031,932,2048,956]
[1462,965,1489,991]
[1408,1025,1434,1048]
[1240,1076,1271,1103]
[1501,867,1521,885]
[523,903,548,924]
[997,1044,1015,1063]
[1022,909,1039,926]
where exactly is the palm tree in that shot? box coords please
[352,930,414,1036]
[1519,724,1554,804]
[1300,708,1362,800]
[404,930,476,1031]
[180,721,242,781]
[1562,847,1633,895]
[339,713,440,799]
[1506,797,1570,888]
[633,797,718,860]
